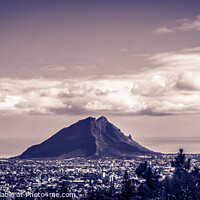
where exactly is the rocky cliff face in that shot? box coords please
[18,116,152,159]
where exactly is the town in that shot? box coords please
[0,153,199,199]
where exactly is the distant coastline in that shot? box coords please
[135,136,200,154]
[0,136,199,158]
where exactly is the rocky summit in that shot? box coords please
[18,116,153,159]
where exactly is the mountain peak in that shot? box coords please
[78,116,96,124]
[85,116,96,121]
[18,116,153,159]
[97,116,108,123]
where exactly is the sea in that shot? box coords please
[0,137,199,158]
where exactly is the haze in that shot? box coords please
[0,0,200,155]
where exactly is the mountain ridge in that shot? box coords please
[17,116,153,159]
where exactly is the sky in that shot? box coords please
[0,0,200,155]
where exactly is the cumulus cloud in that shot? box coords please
[176,70,200,90]
[0,74,199,117]
[154,14,200,33]
[130,47,200,115]
[0,47,200,116]
[132,74,175,96]
[0,78,136,116]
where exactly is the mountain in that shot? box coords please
[18,116,153,159]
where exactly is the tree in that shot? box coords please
[85,181,96,200]
[165,149,200,199]
[120,170,134,200]
[171,148,190,170]
[85,181,112,200]
[135,161,161,199]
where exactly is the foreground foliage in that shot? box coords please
[85,149,200,200]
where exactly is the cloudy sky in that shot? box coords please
[0,0,200,155]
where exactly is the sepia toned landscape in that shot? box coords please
[0,0,200,199]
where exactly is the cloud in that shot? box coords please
[155,27,173,34]
[176,70,200,90]
[0,74,199,117]
[132,74,175,96]
[154,14,200,33]
[130,47,200,115]
[119,48,129,52]
[130,71,200,115]
[0,47,200,116]
[0,78,135,116]
[150,47,200,70]
[131,53,151,57]
[177,15,200,32]
[40,65,67,72]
